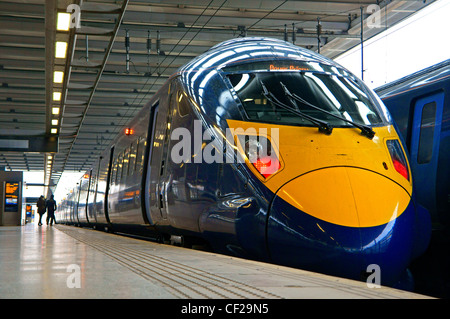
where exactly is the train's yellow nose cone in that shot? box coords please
[277,167,411,227]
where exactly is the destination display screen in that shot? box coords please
[4,182,19,212]
[222,60,348,76]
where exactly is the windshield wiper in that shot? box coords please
[260,80,333,135]
[280,82,375,139]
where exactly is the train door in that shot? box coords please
[90,162,101,224]
[68,193,74,224]
[410,91,444,218]
[158,94,175,221]
[104,146,114,224]
[85,170,92,224]
[146,84,175,225]
[75,181,82,225]
[144,102,159,224]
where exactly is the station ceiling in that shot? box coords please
[0,0,436,194]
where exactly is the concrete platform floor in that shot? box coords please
[0,223,433,299]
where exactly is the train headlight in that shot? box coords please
[240,135,281,179]
[386,139,410,181]
[253,156,281,178]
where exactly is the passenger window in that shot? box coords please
[178,90,190,117]
[129,140,137,174]
[135,136,147,173]
[122,147,130,178]
[135,138,142,172]
[116,153,124,184]
[111,159,118,185]
[89,170,96,196]
[417,102,436,164]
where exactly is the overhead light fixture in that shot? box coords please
[51,128,58,134]
[52,107,60,115]
[52,119,58,125]
[57,12,71,31]
[53,91,61,101]
[53,71,64,83]
[55,41,68,58]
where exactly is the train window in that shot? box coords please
[417,101,436,164]
[111,159,118,185]
[129,140,137,174]
[122,147,130,178]
[135,138,141,172]
[227,71,386,127]
[89,170,96,195]
[116,153,123,184]
[136,136,147,173]
[177,91,190,117]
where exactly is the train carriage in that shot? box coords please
[56,37,431,288]
[375,59,450,227]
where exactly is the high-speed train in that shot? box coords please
[57,37,431,289]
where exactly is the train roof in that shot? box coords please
[375,59,450,99]
[178,37,339,75]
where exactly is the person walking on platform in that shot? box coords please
[46,195,57,226]
[36,195,46,226]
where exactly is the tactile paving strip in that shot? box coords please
[56,225,281,298]
[55,225,431,299]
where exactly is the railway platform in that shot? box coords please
[0,223,433,299]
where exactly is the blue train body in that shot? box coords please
[375,60,450,226]
[56,38,431,289]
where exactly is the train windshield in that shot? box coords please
[226,65,389,127]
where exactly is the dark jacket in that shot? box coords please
[37,197,46,215]
[46,198,57,215]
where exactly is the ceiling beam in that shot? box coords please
[59,0,130,178]
[45,0,56,136]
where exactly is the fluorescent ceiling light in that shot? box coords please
[55,41,68,58]
[57,12,71,31]
[51,128,58,134]
[53,92,61,101]
[53,71,64,83]
[52,107,60,115]
[52,119,58,125]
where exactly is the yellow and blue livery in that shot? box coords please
[57,37,431,290]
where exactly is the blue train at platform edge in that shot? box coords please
[375,60,450,228]
[56,37,432,290]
